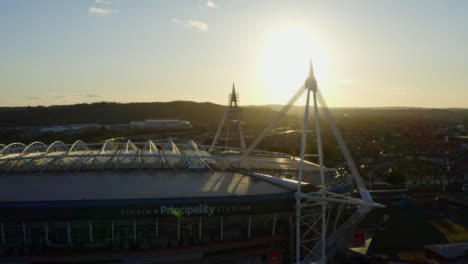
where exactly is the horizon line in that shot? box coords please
[2,100,468,110]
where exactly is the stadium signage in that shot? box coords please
[160,204,215,216]
[0,193,294,220]
[120,203,253,217]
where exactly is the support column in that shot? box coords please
[313,89,327,264]
[22,222,27,245]
[321,203,327,264]
[198,216,202,241]
[209,105,231,152]
[225,118,231,147]
[89,220,93,247]
[111,220,115,243]
[290,214,294,264]
[220,216,224,241]
[133,218,137,243]
[272,213,277,235]
[44,221,49,246]
[177,218,180,241]
[248,215,252,239]
[1,222,5,245]
[313,91,326,190]
[234,100,246,149]
[295,196,301,264]
[296,87,311,264]
[67,221,72,247]
[155,218,159,238]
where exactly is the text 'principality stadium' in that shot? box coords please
[0,62,383,264]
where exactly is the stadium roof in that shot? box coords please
[0,170,293,202]
[0,139,348,202]
[0,139,331,175]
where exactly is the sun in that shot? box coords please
[261,26,324,101]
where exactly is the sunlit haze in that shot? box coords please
[1,0,467,107]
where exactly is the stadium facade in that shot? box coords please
[0,140,349,263]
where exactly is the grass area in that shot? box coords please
[432,218,468,242]
[397,250,426,262]
[368,204,447,258]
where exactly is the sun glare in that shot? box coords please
[261,26,324,102]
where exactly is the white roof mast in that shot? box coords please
[210,83,246,151]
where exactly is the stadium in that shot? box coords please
[0,63,381,264]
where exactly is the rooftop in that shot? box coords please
[0,170,292,202]
[0,139,347,202]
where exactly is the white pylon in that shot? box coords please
[238,60,384,263]
[294,61,384,263]
[210,83,246,151]
[296,60,328,264]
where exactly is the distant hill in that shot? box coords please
[0,101,467,129]
[249,105,468,124]
[0,101,280,129]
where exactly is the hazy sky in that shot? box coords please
[1,0,467,107]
